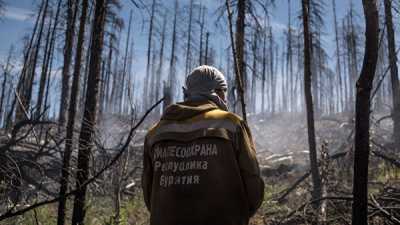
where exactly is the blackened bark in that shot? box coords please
[233,0,247,121]
[143,0,156,110]
[156,14,166,108]
[59,0,78,130]
[383,0,400,150]
[35,15,53,117]
[261,29,266,114]
[0,47,13,126]
[119,10,133,114]
[36,0,61,117]
[268,26,276,114]
[5,0,45,129]
[71,0,107,223]
[301,0,322,212]
[251,31,258,113]
[167,0,178,106]
[185,0,194,75]
[16,0,49,122]
[332,0,343,112]
[204,32,209,65]
[352,0,379,224]
[57,0,88,224]
[199,6,205,66]
[225,0,247,121]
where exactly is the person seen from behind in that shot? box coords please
[141,65,264,225]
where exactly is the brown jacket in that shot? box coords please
[142,100,264,225]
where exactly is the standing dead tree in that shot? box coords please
[59,0,78,130]
[301,0,322,216]
[0,47,14,127]
[383,0,400,151]
[15,0,49,123]
[57,0,89,223]
[143,0,156,111]
[225,0,247,122]
[332,0,344,112]
[185,0,194,76]
[352,0,379,225]
[36,0,61,118]
[119,10,133,115]
[165,0,179,109]
[71,0,108,223]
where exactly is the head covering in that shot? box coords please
[184,65,228,111]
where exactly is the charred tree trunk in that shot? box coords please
[269,26,276,114]
[143,0,156,110]
[59,0,78,130]
[36,0,61,117]
[167,0,178,106]
[199,6,205,66]
[5,0,45,129]
[71,0,107,223]
[251,31,258,113]
[225,0,247,121]
[0,47,13,126]
[352,1,379,224]
[204,32,209,65]
[332,0,343,112]
[43,37,55,119]
[16,0,49,122]
[301,0,322,213]
[261,29,266,115]
[57,0,88,224]
[234,0,247,120]
[185,0,194,75]
[156,13,166,110]
[105,32,114,112]
[35,14,53,117]
[383,0,400,150]
[119,10,133,114]
[287,0,294,112]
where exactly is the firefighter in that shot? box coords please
[141,65,264,225]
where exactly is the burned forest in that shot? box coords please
[0,0,399,224]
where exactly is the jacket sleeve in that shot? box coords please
[141,137,153,211]
[236,121,264,217]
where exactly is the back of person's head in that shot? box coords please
[183,65,229,111]
[184,65,227,97]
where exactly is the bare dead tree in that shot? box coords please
[155,12,167,112]
[332,0,344,112]
[185,0,194,75]
[250,29,258,113]
[301,0,322,216]
[57,0,89,223]
[199,5,206,66]
[15,0,49,123]
[119,10,133,114]
[261,26,266,115]
[225,0,247,122]
[166,0,178,108]
[36,0,61,118]
[59,0,78,130]
[71,0,108,223]
[383,0,400,151]
[352,0,379,224]
[143,0,156,111]
[0,47,14,127]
